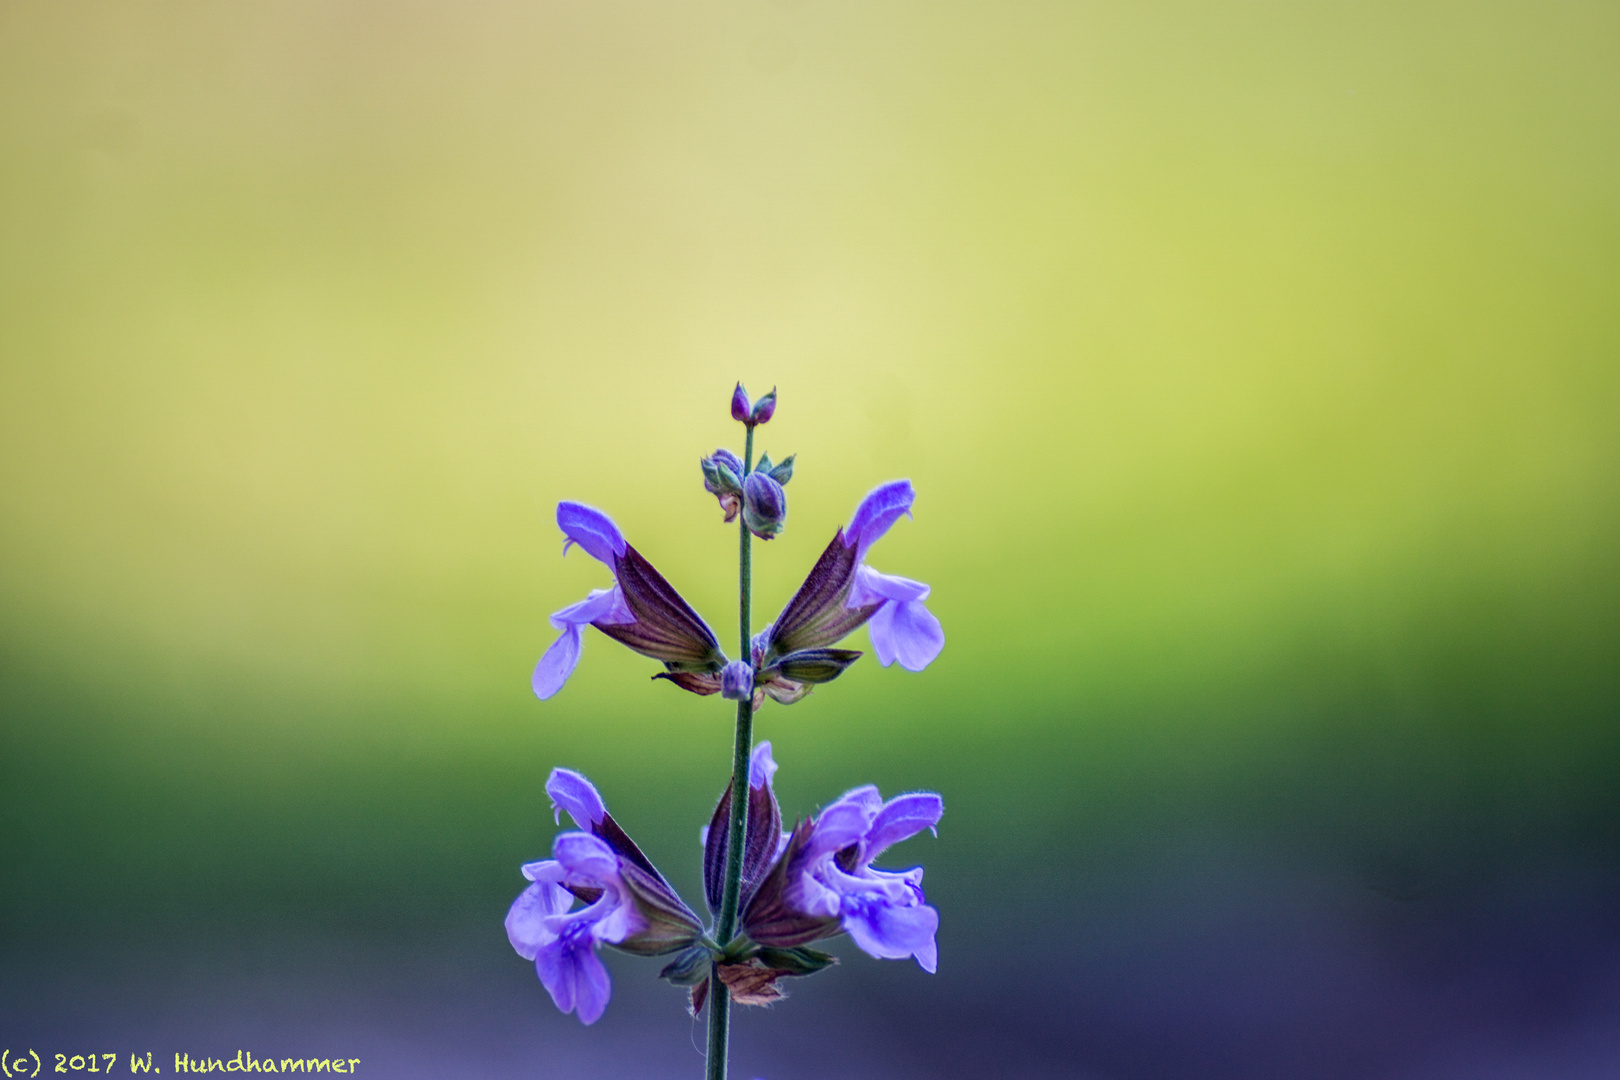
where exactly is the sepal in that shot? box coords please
[764,648,862,685]
[658,945,711,986]
[611,861,705,957]
[652,671,723,695]
[753,945,839,976]
[703,751,784,914]
[718,962,785,1006]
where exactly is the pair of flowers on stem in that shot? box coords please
[511,385,944,1038]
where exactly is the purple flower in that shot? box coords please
[742,780,942,973]
[731,383,753,423]
[533,502,729,700]
[507,768,704,1024]
[749,480,943,704]
[505,833,638,1025]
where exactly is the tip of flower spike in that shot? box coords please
[731,382,752,423]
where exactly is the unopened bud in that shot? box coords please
[700,449,745,523]
[750,388,777,426]
[766,454,794,486]
[719,659,754,701]
[742,471,787,540]
[731,383,752,423]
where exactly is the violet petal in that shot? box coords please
[843,480,914,560]
[865,792,944,859]
[867,600,944,672]
[506,880,571,960]
[557,502,627,565]
[848,565,930,607]
[546,768,607,828]
[532,623,585,700]
[841,896,939,972]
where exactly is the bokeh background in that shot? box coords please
[3,2,1618,1077]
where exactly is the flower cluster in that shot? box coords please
[507,748,941,1022]
[533,481,943,703]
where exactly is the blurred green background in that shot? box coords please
[3,2,1617,1076]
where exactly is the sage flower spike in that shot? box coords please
[750,480,943,704]
[506,768,705,1025]
[532,502,729,700]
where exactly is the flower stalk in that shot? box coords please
[708,424,754,1080]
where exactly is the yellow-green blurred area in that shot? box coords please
[3,1,1618,1074]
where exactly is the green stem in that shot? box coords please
[707,424,755,1080]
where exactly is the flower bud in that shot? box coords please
[719,659,754,701]
[731,383,752,423]
[700,449,745,523]
[766,453,794,486]
[742,471,787,540]
[750,388,777,425]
